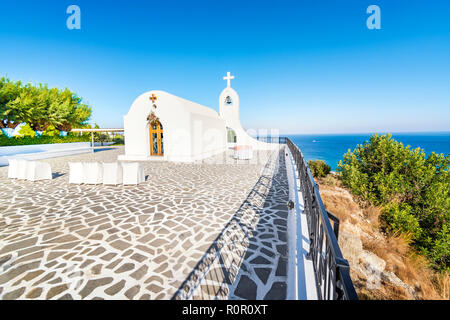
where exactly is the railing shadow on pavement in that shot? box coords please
[171,150,281,300]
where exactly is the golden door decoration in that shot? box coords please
[149,121,164,156]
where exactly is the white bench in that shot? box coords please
[17,159,29,180]
[122,162,145,185]
[69,162,104,185]
[69,162,84,184]
[8,159,52,181]
[234,146,253,160]
[0,142,93,167]
[68,162,145,185]
[7,159,20,179]
[26,161,52,181]
[103,162,123,185]
[83,162,104,185]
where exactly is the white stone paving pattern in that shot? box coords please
[0,146,290,300]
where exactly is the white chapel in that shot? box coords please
[118,72,277,163]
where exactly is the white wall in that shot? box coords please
[0,142,92,166]
[0,142,91,156]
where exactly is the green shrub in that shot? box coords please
[308,160,331,178]
[0,134,90,146]
[337,134,450,271]
[322,174,339,186]
[42,125,60,137]
[113,135,124,145]
[17,124,36,138]
[382,203,422,238]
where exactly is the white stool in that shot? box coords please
[83,162,103,185]
[234,146,253,160]
[121,162,145,185]
[69,162,84,184]
[102,162,123,185]
[17,160,29,180]
[7,159,20,179]
[26,161,52,182]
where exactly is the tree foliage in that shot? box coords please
[308,160,331,178]
[337,134,450,271]
[0,77,92,131]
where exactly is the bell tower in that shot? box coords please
[219,72,241,130]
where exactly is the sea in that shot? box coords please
[286,132,450,171]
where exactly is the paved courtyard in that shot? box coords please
[0,146,290,300]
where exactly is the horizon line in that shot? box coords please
[277,130,450,136]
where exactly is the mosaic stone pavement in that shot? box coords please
[173,148,290,300]
[0,146,290,300]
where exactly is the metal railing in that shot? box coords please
[255,136,287,144]
[284,137,358,300]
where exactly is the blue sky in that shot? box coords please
[0,0,449,134]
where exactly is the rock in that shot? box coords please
[234,275,257,300]
[115,263,135,274]
[2,287,25,300]
[381,271,417,299]
[79,277,113,299]
[26,287,43,299]
[124,285,140,300]
[46,284,69,299]
[250,256,271,265]
[255,268,271,284]
[105,280,126,296]
[275,257,287,277]
[264,282,286,300]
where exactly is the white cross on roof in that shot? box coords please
[223,72,235,88]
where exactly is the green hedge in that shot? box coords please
[112,135,124,145]
[337,134,450,271]
[0,134,90,146]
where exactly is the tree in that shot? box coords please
[0,77,22,128]
[69,94,91,129]
[337,134,449,271]
[0,77,92,133]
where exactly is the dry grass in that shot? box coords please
[317,174,450,300]
[363,206,382,229]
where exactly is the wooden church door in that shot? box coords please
[149,121,164,156]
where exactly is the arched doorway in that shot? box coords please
[149,120,164,156]
[227,127,237,143]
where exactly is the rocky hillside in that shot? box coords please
[316,174,449,300]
